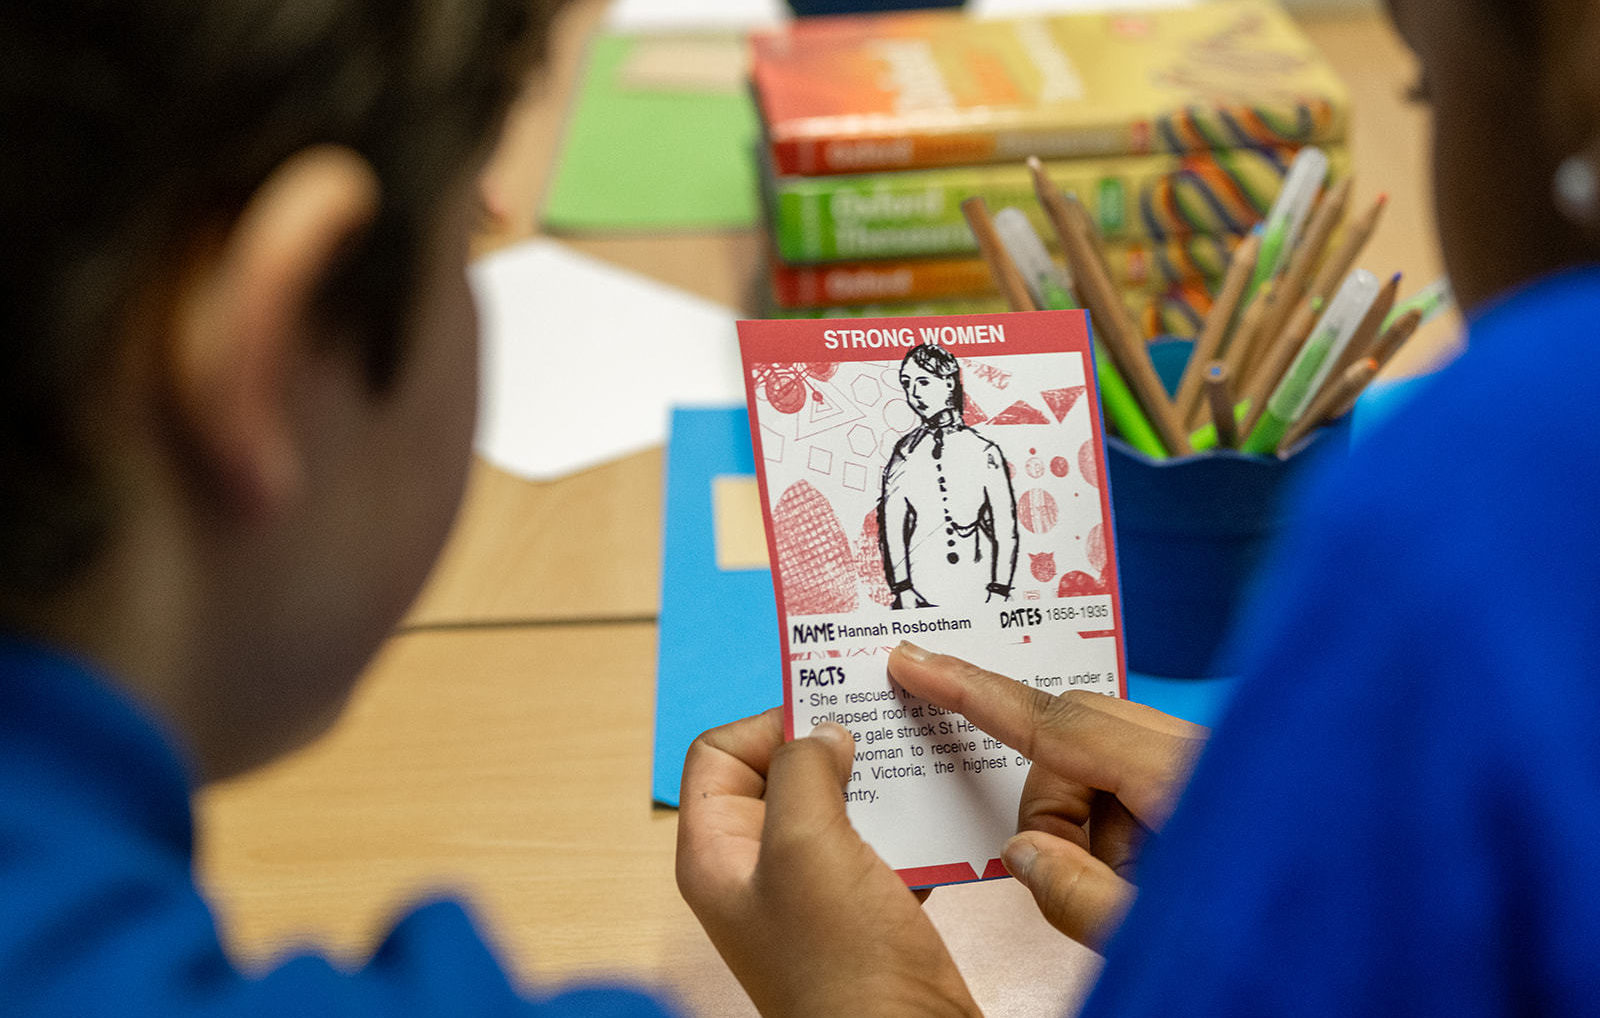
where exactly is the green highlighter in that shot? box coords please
[1240,268,1381,455]
[1247,147,1329,302]
[1384,276,1454,331]
[993,207,1168,460]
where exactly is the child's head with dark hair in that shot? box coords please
[1382,0,1600,311]
[0,0,562,778]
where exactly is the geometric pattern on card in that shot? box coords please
[792,375,866,440]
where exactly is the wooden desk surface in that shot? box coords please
[201,5,1451,1014]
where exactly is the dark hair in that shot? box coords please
[902,344,964,414]
[0,1,558,601]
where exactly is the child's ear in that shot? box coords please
[167,146,380,519]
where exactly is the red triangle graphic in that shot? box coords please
[963,392,988,426]
[1042,386,1087,422]
[989,400,1051,425]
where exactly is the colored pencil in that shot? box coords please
[1239,268,1381,453]
[990,208,1168,460]
[1236,291,1318,434]
[1369,307,1424,371]
[1174,232,1260,426]
[1216,277,1280,416]
[1307,193,1387,305]
[1203,361,1240,449]
[961,196,1036,313]
[1028,156,1190,455]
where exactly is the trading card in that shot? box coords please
[737,310,1125,887]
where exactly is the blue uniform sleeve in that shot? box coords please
[1079,377,1600,1015]
[3,838,678,1017]
[241,900,680,1017]
[0,643,683,1018]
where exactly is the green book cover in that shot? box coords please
[543,33,761,233]
[769,144,1348,262]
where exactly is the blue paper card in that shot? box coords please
[653,408,781,807]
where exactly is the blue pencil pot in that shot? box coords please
[1107,339,1350,679]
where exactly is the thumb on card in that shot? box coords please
[1002,830,1135,951]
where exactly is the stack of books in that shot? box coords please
[749,0,1350,339]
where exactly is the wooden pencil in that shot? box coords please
[1067,194,1111,267]
[1027,157,1191,455]
[1174,232,1260,426]
[1369,307,1424,371]
[1203,361,1240,448]
[1277,356,1379,454]
[1307,193,1387,305]
[1252,177,1352,359]
[1215,278,1281,418]
[1320,314,1416,427]
[961,196,1037,313]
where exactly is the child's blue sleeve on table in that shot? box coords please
[250,901,680,1017]
[0,638,681,1018]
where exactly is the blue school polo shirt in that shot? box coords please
[0,638,677,1016]
[1081,266,1600,1014]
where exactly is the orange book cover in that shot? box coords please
[752,0,1347,176]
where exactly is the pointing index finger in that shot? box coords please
[887,643,1202,826]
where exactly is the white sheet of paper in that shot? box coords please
[607,0,788,33]
[472,239,744,480]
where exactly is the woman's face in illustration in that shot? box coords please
[900,364,957,420]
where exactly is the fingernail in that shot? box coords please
[1002,836,1038,881]
[808,721,853,747]
[896,640,931,662]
